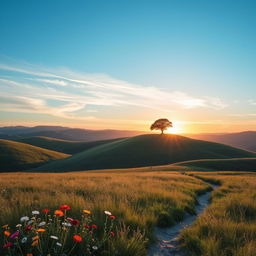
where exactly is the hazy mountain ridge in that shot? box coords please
[0,125,145,142]
[186,131,256,152]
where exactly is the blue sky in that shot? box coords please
[0,0,255,132]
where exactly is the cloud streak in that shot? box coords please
[0,60,228,122]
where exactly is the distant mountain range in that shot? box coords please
[0,125,144,141]
[186,131,256,152]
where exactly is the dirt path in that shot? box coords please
[148,181,219,256]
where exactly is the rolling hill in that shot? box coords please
[0,139,69,172]
[175,157,256,172]
[33,134,256,172]
[0,125,144,141]
[14,136,124,154]
[187,131,256,152]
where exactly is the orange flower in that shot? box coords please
[27,254,33,256]
[73,234,82,242]
[54,210,64,217]
[32,235,39,241]
[31,240,38,246]
[36,228,46,232]
[83,209,91,214]
[2,224,8,229]
[4,231,10,237]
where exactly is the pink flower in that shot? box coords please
[3,242,13,248]
[10,231,20,239]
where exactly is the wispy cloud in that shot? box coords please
[249,99,256,105]
[0,60,228,122]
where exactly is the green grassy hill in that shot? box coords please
[175,157,256,171]
[33,134,256,172]
[15,136,124,154]
[0,139,69,172]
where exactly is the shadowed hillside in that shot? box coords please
[33,134,256,172]
[15,136,124,154]
[0,139,69,172]
[175,157,256,171]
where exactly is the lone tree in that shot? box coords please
[150,118,173,134]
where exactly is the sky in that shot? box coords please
[0,0,255,133]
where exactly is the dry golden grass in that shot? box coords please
[0,171,209,255]
[181,172,256,256]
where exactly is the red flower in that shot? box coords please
[73,234,82,242]
[109,215,116,220]
[110,232,115,237]
[71,219,80,226]
[90,224,97,229]
[84,224,90,229]
[42,209,50,213]
[25,225,32,231]
[3,242,13,248]
[60,205,71,211]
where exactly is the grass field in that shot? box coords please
[181,172,256,256]
[32,134,256,172]
[0,171,210,255]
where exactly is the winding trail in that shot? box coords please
[148,180,219,256]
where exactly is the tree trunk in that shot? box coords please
[161,129,164,135]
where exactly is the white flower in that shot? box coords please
[62,222,72,227]
[27,220,33,225]
[104,211,112,216]
[92,246,98,250]
[16,224,22,227]
[50,235,58,240]
[38,221,46,227]
[32,210,40,215]
[21,237,27,243]
[56,242,62,246]
[20,216,29,222]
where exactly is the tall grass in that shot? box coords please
[0,171,209,255]
[181,173,256,256]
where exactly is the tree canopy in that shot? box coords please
[150,118,172,134]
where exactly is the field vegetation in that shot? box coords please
[181,172,256,256]
[0,171,210,255]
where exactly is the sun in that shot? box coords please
[166,124,183,134]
